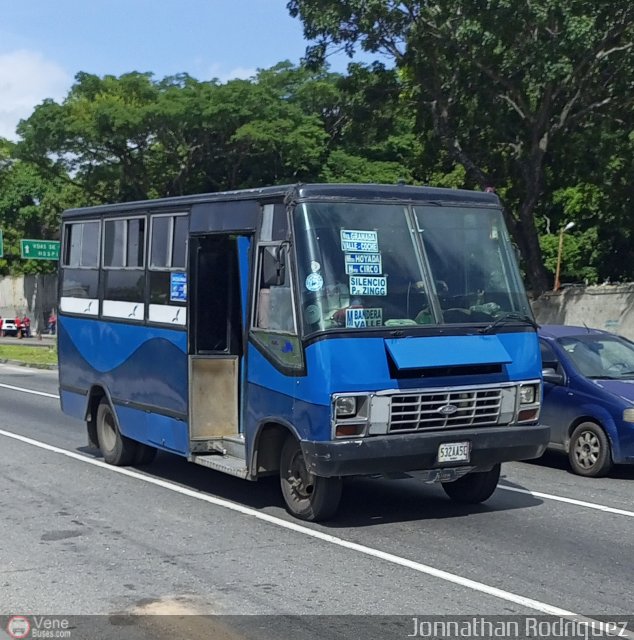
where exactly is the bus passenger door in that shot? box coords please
[188,234,246,450]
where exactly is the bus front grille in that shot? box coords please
[388,389,503,432]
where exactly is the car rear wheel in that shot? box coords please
[568,422,612,477]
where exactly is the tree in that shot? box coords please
[15,68,336,201]
[323,62,422,183]
[288,0,634,293]
[0,155,82,276]
[16,72,162,203]
[542,107,634,285]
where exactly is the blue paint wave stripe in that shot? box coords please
[59,315,187,373]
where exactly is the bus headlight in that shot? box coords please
[517,382,541,424]
[335,396,358,418]
[332,394,370,438]
[519,385,538,405]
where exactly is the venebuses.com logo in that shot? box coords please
[5,615,71,639]
[6,616,31,639]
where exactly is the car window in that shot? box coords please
[558,334,634,379]
[540,340,561,372]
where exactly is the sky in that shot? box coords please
[0,0,376,140]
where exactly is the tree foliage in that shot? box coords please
[0,23,633,289]
[287,0,634,293]
[0,140,83,275]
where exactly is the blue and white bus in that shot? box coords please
[58,183,549,521]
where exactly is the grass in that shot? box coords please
[0,344,58,367]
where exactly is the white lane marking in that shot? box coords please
[0,382,59,399]
[0,363,57,375]
[499,484,634,518]
[1,428,632,637]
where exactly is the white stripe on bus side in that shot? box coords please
[102,300,145,320]
[60,297,99,315]
[148,304,187,325]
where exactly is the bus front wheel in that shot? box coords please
[96,399,138,466]
[441,464,501,504]
[279,436,342,522]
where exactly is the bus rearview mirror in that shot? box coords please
[262,245,286,287]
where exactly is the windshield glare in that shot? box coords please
[558,335,634,379]
[293,201,531,334]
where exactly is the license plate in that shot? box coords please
[437,441,470,463]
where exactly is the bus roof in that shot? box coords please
[61,183,500,220]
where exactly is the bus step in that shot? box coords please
[190,435,245,459]
[219,435,246,459]
[190,453,249,479]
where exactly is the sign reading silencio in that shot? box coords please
[345,307,383,328]
[349,275,388,296]
[340,229,379,253]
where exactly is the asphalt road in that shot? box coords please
[1,363,633,639]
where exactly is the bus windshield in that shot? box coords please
[293,201,531,333]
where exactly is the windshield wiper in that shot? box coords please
[589,370,634,379]
[479,312,540,334]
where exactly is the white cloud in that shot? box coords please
[198,61,257,83]
[0,50,71,140]
[220,66,258,82]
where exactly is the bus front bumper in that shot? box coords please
[301,424,550,478]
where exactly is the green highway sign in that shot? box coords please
[20,239,60,260]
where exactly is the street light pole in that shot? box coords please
[553,221,575,292]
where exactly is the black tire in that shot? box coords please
[280,436,342,522]
[568,422,612,477]
[134,443,158,466]
[96,399,138,466]
[442,464,501,504]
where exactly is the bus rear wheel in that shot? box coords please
[279,436,342,522]
[96,399,138,466]
[441,464,501,504]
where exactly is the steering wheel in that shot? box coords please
[442,308,472,323]
[606,362,630,374]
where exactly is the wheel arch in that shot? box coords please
[250,419,300,478]
[567,416,601,440]
[566,409,617,454]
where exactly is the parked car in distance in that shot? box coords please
[1,319,18,336]
[539,325,634,477]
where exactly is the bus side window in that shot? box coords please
[102,216,146,320]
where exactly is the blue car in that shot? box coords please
[539,325,634,477]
